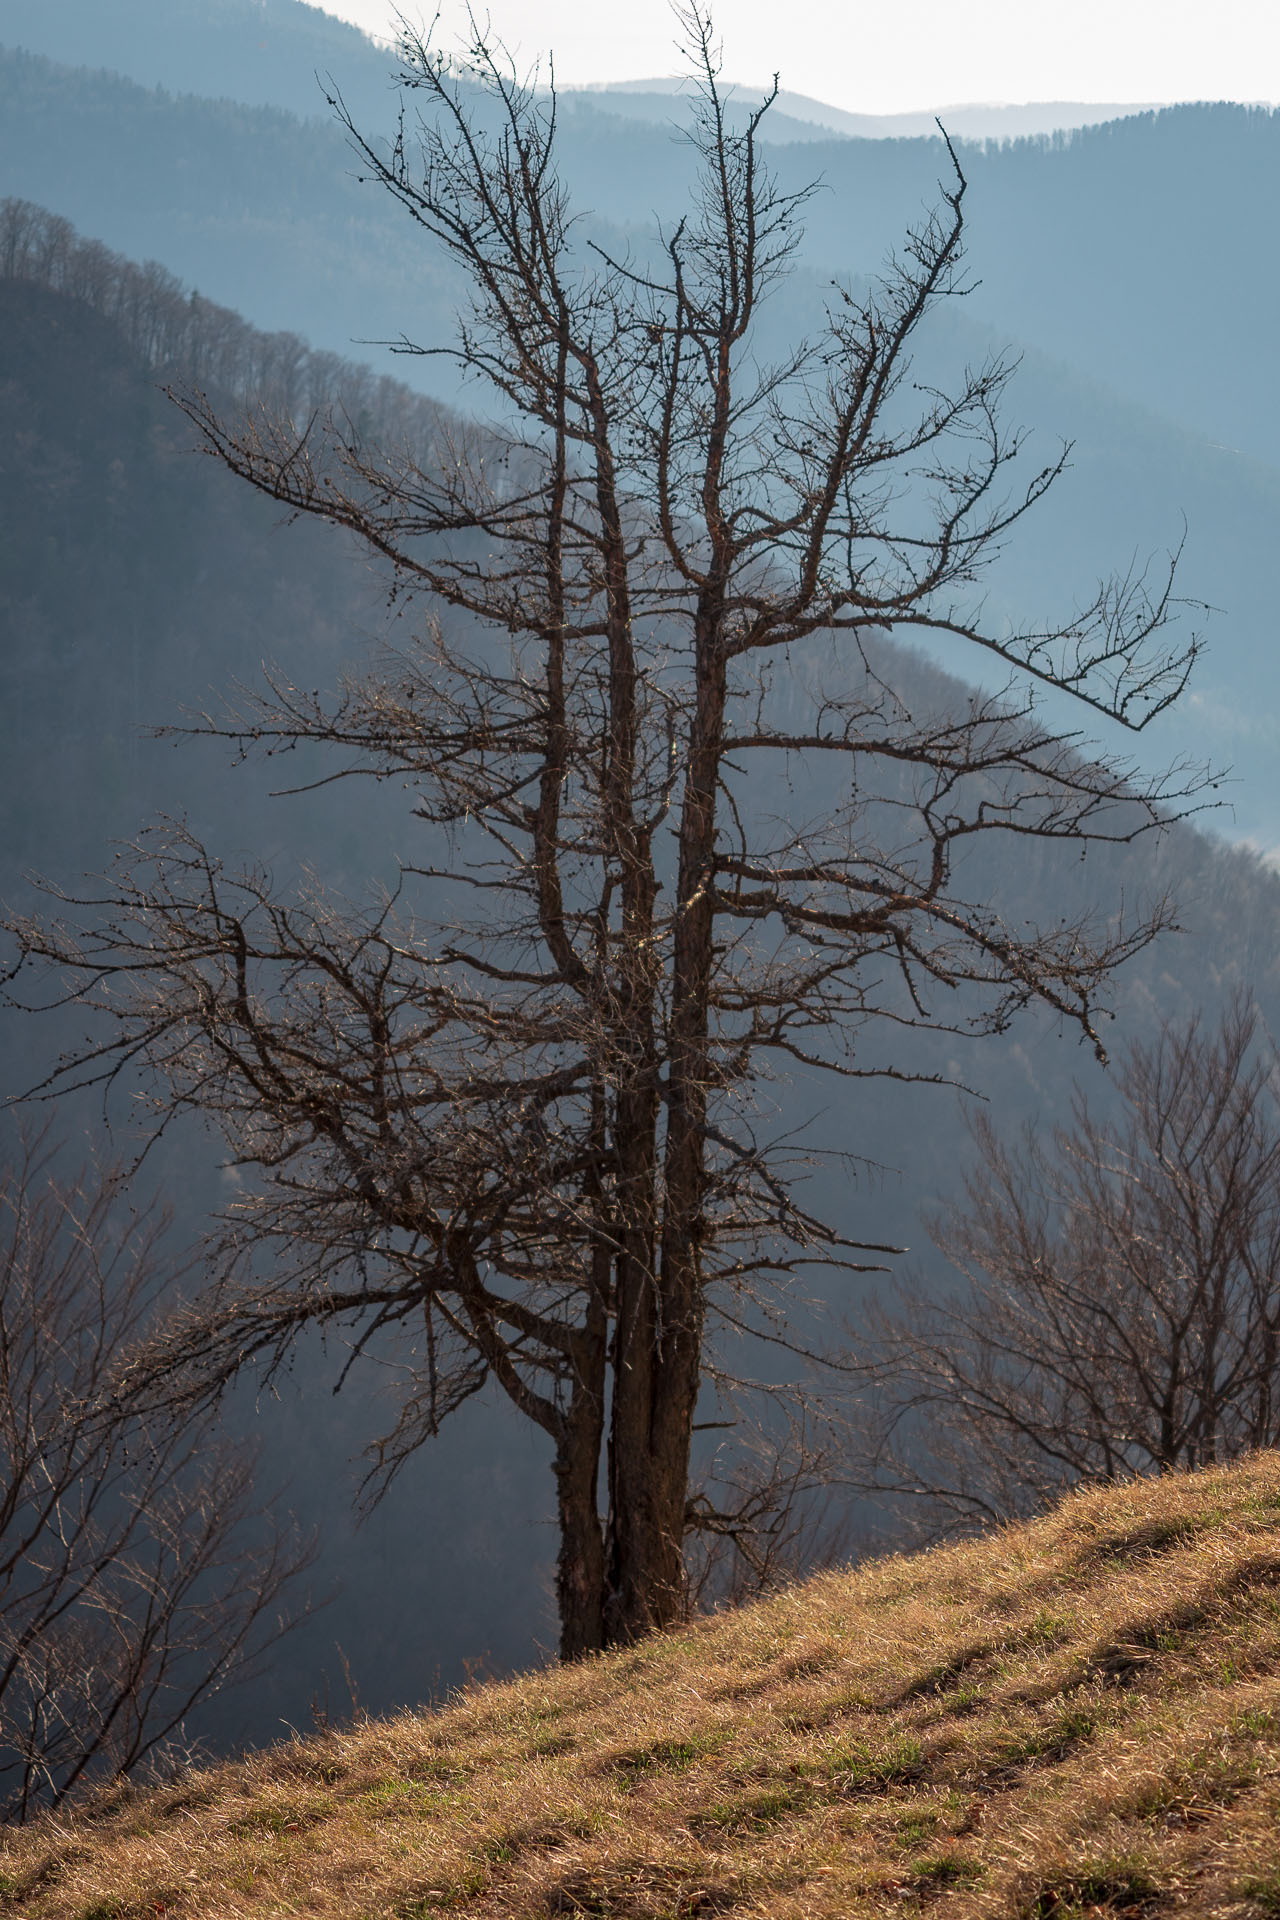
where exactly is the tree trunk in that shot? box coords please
[553,1292,608,1658]
[603,609,728,1644]
[602,1072,671,1643]
[554,1425,606,1658]
[605,1271,691,1641]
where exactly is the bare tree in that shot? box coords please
[851,998,1280,1534]
[6,10,1207,1656]
[0,1136,308,1821]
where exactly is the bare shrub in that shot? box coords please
[851,998,1280,1534]
[0,1136,309,1820]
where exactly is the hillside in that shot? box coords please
[572,82,1154,142]
[0,0,394,127]
[3,1457,1280,1916]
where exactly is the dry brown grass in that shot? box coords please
[5,1457,1280,1919]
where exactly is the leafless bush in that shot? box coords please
[0,1136,310,1821]
[850,997,1280,1535]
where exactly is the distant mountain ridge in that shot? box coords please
[2,26,1276,464]
[572,79,1160,143]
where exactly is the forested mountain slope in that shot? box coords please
[3,14,1276,462]
[6,208,1280,1125]
[0,0,394,126]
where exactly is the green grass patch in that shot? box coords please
[1233,1706,1280,1738]
[895,1809,939,1849]
[1024,1611,1074,1648]
[820,1735,926,1791]
[1238,1873,1280,1915]
[913,1853,983,1888]
[692,1784,811,1834]
[475,1834,516,1866]
[606,1730,727,1781]
[360,1777,454,1819]
[226,1798,331,1839]
[1001,1706,1101,1768]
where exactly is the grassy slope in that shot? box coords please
[5,1459,1280,1919]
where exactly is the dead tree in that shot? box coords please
[851,998,1280,1533]
[0,1137,307,1821]
[6,9,1206,1655]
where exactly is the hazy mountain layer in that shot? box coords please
[0,0,1154,142]
[0,0,395,125]
[4,19,1277,454]
[3,53,1278,845]
[2,24,1277,467]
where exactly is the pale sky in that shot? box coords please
[314,0,1279,116]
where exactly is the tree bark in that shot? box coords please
[553,1322,607,1658]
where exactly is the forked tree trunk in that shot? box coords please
[602,608,728,1645]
